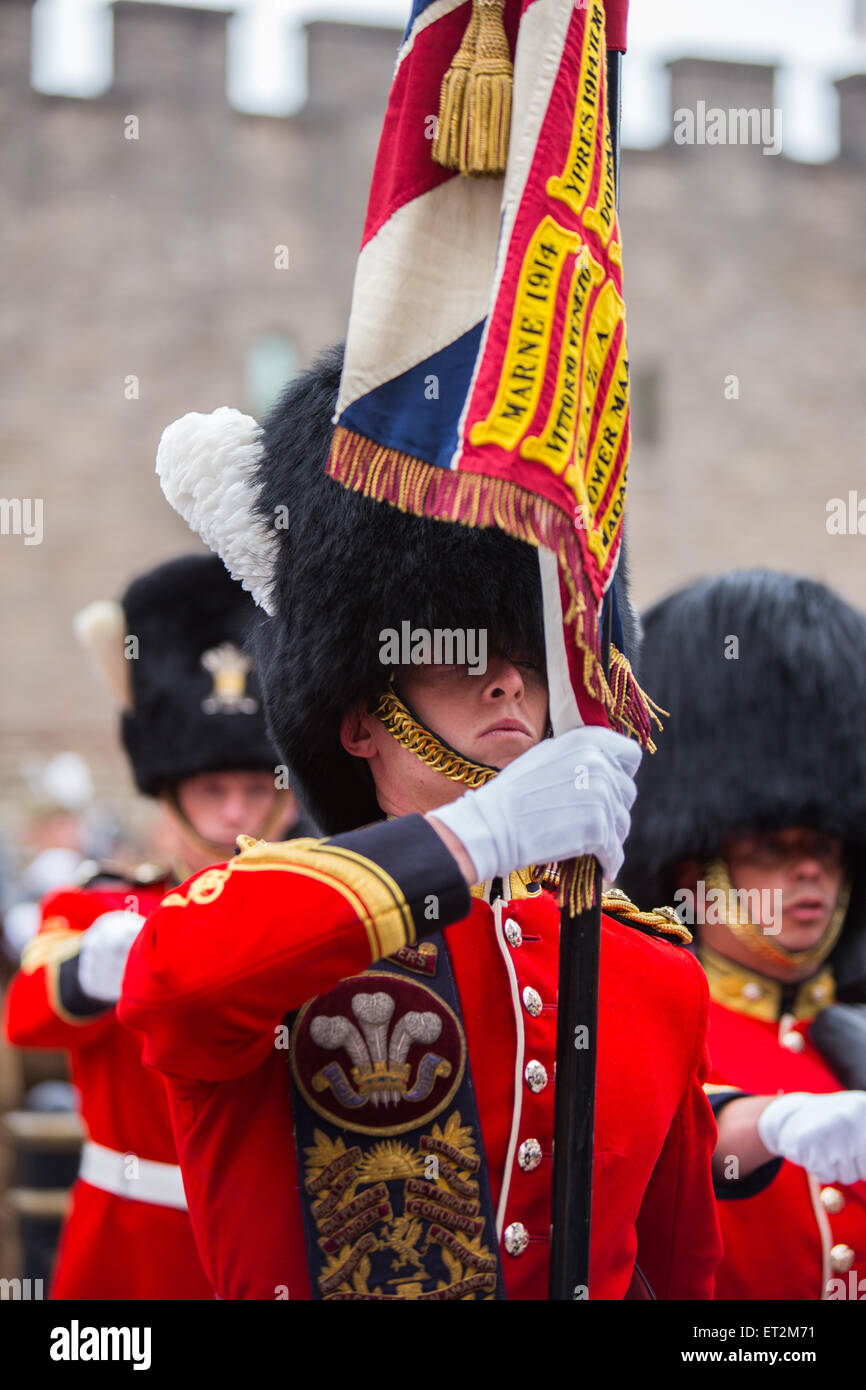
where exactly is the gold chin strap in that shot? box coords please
[703,857,850,978]
[373,676,658,920]
[162,788,294,875]
[374,685,499,790]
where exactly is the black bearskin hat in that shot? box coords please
[253,346,547,833]
[157,345,642,837]
[619,569,866,995]
[78,555,277,797]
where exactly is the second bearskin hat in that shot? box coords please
[76,554,277,796]
[619,568,866,997]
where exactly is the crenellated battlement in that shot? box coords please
[3,2,866,163]
[2,1,402,118]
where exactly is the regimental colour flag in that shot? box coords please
[327,0,656,910]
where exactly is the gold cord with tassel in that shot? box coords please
[433,0,513,177]
[432,2,480,171]
[464,0,513,175]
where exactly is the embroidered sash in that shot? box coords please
[285,933,505,1300]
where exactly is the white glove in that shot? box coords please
[757,1090,866,1186]
[78,911,146,1004]
[429,726,641,884]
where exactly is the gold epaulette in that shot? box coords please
[601,887,693,945]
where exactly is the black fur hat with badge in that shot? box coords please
[157,345,644,838]
[76,555,277,797]
[619,568,866,1000]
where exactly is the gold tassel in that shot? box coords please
[432,1,513,178]
[464,0,511,176]
[559,855,597,915]
[463,0,513,176]
[432,2,480,171]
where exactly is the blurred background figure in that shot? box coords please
[2,754,92,964]
[621,569,866,1301]
[3,554,303,1298]
[0,755,94,1288]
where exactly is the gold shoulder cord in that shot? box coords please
[601,886,693,944]
[374,686,498,790]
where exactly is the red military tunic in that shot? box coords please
[119,816,722,1300]
[3,877,213,1300]
[704,951,866,1300]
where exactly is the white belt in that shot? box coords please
[79,1140,188,1211]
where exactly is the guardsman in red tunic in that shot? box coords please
[119,347,724,1301]
[621,569,866,1301]
[4,555,301,1299]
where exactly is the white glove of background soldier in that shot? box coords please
[757,1090,866,1186]
[429,726,641,885]
[78,911,146,1004]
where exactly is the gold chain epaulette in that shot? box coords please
[601,887,692,944]
[374,687,498,789]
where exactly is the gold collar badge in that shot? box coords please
[700,943,836,1023]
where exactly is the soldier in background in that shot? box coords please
[621,569,866,1300]
[3,554,303,1298]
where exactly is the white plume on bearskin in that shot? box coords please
[74,599,134,711]
[156,407,280,615]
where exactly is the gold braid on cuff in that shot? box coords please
[704,857,850,975]
[373,685,498,790]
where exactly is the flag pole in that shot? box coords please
[548,44,623,1302]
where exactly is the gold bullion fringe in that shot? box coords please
[328,426,663,753]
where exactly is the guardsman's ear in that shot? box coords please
[339,702,378,761]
